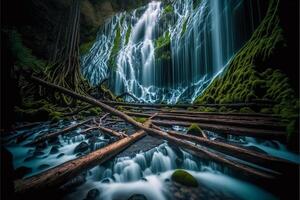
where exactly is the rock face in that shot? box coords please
[2,0,151,60]
[84,188,100,200]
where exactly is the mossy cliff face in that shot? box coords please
[2,0,151,60]
[195,0,299,149]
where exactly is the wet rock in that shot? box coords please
[38,164,50,170]
[24,156,35,162]
[33,150,44,156]
[141,177,148,182]
[1,147,14,198]
[101,178,111,183]
[61,174,86,191]
[74,142,89,154]
[171,169,198,187]
[164,178,170,182]
[128,194,147,200]
[14,166,32,179]
[84,188,100,200]
[56,153,65,158]
[76,152,83,157]
[50,146,59,154]
[35,142,47,150]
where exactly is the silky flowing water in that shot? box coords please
[82,0,263,103]
[4,120,299,200]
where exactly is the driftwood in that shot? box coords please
[62,105,94,117]
[81,124,126,138]
[151,124,294,174]
[15,119,153,196]
[27,75,277,180]
[124,111,285,131]
[102,100,274,109]
[29,118,93,145]
[152,120,286,140]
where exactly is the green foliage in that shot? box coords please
[171,169,198,187]
[108,25,122,69]
[187,123,203,136]
[155,31,171,49]
[8,30,45,71]
[134,117,147,123]
[116,106,126,112]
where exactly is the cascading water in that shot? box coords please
[81,0,263,103]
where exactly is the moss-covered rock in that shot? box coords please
[108,25,122,69]
[171,169,198,187]
[187,123,203,136]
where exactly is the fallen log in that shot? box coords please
[125,111,285,131]
[81,124,126,138]
[151,124,295,174]
[102,100,274,109]
[152,120,286,140]
[29,118,93,145]
[15,119,153,196]
[62,105,94,117]
[121,106,281,119]
[27,75,277,180]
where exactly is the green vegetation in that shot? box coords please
[181,17,189,37]
[125,25,132,45]
[80,40,95,55]
[133,117,147,123]
[239,107,255,113]
[194,0,299,147]
[154,31,171,61]
[171,169,198,187]
[187,123,203,136]
[108,25,122,69]
[8,30,45,72]
[163,5,173,15]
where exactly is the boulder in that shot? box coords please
[74,142,89,154]
[128,194,147,200]
[171,169,198,187]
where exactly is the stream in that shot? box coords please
[4,119,299,200]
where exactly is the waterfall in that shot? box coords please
[81,0,262,103]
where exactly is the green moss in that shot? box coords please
[125,25,132,45]
[171,169,198,187]
[89,107,102,115]
[239,107,255,113]
[134,117,147,123]
[49,111,62,122]
[100,85,117,101]
[108,25,122,69]
[181,17,189,37]
[187,123,203,136]
[80,40,95,55]
[260,108,273,114]
[163,5,173,14]
[194,0,298,122]
[155,32,171,49]
[8,30,45,72]
[203,107,218,112]
[219,106,228,113]
[116,106,126,112]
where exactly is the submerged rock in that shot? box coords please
[56,153,65,158]
[50,146,59,154]
[171,169,198,187]
[14,166,32,179]
[128,194,147,200]
[74,142,89,154]
[84,188,100,200]
[38,164,50,170]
